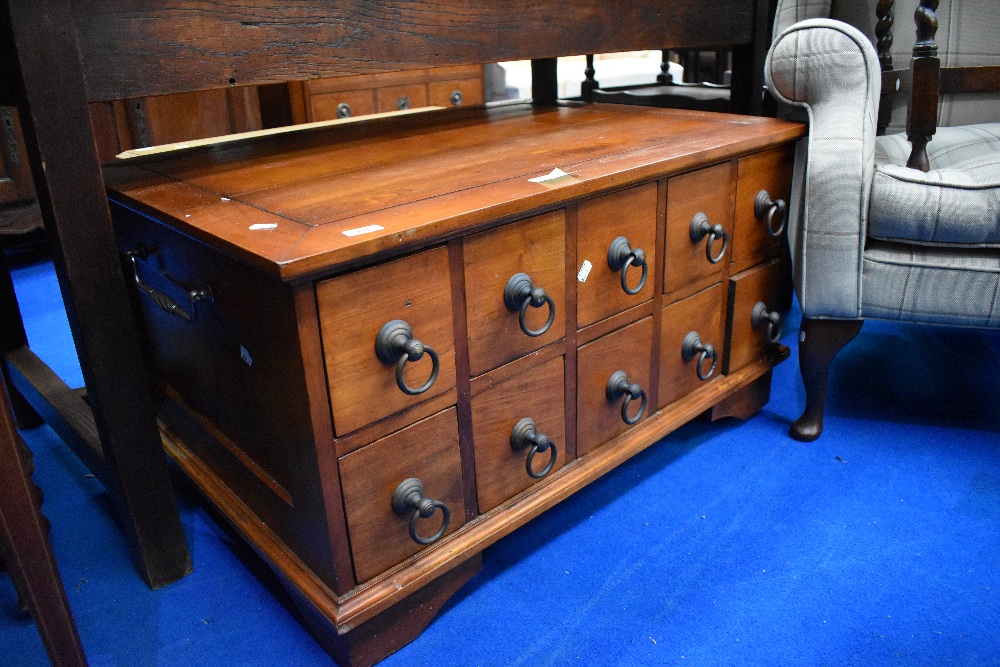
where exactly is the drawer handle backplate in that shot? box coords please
[510,417,558,479]
[504,272,556,337]
[391,478,450,546]
[751,301,783,344]
[126,244,213,323]
[375,320,440,396]
[682,331,718,381]
[606,370,647,425]
[607,236,648,295]
[689,212,728,264]
[754,190,787,238]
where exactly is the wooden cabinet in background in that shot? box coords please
[106,103,803,667]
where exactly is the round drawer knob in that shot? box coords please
[375,319,440,396]
[689,212,728,264]
[504,272,556,337]
[681,331,718,381]
[510,417,558,479]
[397,95,411,110]
[606,370,647,425]
[607,236,648,295]
[754,190,787,238]
[450,90,464,106]
[751,301,783,344]
[391,478,450,546]
[336,102,352,119]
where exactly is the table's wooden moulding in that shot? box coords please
[107,104,804,667]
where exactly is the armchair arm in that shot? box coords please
[765,19,881,319]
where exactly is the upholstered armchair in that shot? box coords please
[765,0,1000,440]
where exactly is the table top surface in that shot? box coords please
[106,102,804,283]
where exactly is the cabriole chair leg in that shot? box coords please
[791,317,864,442]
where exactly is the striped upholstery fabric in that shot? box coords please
[870,125,1000,246]
[862,241,1000,326]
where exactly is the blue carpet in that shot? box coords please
[3,255,999,666]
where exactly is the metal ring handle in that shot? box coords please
[510,418,558,479]
[606,370,648,426]
[391,478,451,546]
[504,273,556,337]
[751,301,783,344]
[681,331,718,381]
[375,320,441,395]
[689,213,728,264]
[754,190,787,237]
[336,102,352,118]
[126,245,213,323]
[607,236,648,296]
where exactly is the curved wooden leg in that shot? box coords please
[790,317,863,442]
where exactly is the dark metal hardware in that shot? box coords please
[681,331,718,381]
[753,190,787,238]
[504,272,556,337]
[336,102,352,118]
[510,418,558,479]
[375,320,440,396]
[126,245,213,323]
[751,302,782,344]
[396,95,411,110]
[391,478,450,546]
[607,236,648,295]
[605,370,647,425]
[689,212,728,264]
[450,90,464,106]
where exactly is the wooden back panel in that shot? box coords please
[72,0,757,102]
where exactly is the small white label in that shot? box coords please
[577,260,593,282]
[249,223,278,230]
[240,345,253,367]
[343,224,385,237]
[529,167,571,183]
[220,197,230,202]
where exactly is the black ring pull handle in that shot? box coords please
[754,190,787,238]
[681,331,718,381]
[375,320,440,396]
[504,272,556,337]
[606,370,648,425]
[689,212,728,264]
[391,478,450,546]
[126,245,213,323]
[751,302,783,344]
[510,418,558,479]
[607,236,648,296]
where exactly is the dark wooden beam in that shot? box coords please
[70,0,755,101]
[940,65,1000,94]
[2,0,192,589]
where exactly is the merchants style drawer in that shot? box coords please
[338,408,465,584]
[576,317,653,456]
[317,246,457,436]
[576,184,658,328]
[658,284,726,409]
[463,211,566,376]
[663,162,736,299]
[471,356,566,513]
[732,145,795,267]
[725,259,790,374]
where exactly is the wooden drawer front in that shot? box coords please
[376,84,429,113]
[429,78,484,108]
[725,259,788,374]
[576,184,658,328]
[308,89,377,121]
[576,317,653,456]
[317,246,457,436]
[471,356,566,513]
[658,284,726,409]
[339,408,465,583]
[733,145,795,266]
[463,211,566,376]
[664,162,736,298]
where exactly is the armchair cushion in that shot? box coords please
[870,125,1000,247]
